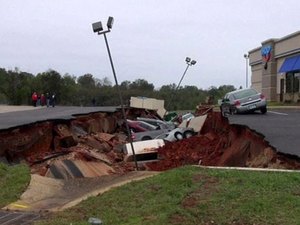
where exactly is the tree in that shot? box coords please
[34,70,62,93]
[120,80,131,90]
[77,74,95,89]
[0,67,238,109]
[60,74,78,105]
[98,77,112,87]
[129,79,154,91]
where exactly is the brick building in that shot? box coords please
[249,31,300,102]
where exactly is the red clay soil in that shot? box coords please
[145,109,300,171]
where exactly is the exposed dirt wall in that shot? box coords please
[145,110,300,171]
[0,122,53,162]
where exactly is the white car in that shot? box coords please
[155,128,195,142]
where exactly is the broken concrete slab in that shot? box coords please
[94,132,115,142]
[45,159,115,179]
[81,136,112,152]
[186,114,207,132]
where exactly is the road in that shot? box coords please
[228,108,300,157]
[0,106,118,130]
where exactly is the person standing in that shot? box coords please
[37,94,41,106]
[51,93,56,107]
[41,94,46,106]
[46,93,50,107]
[31,92,38,107]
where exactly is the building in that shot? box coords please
[249,31,300,102]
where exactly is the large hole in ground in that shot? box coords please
[0,108,299,180]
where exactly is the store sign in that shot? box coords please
[261,45,272,62]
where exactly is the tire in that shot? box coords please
[260,107,267,114]
[141,136,152,141]
[174,132,184,140]
[183,130,195,138]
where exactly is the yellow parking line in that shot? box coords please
[10,203,29,209]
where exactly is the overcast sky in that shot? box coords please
[1,0,299,89]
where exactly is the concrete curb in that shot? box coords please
[198,165,300,173]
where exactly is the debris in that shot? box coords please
[45,160,114,179]
[123,139,165,162]
[88,217,103,225]
[0,106,300,181]
[178,114,207,132]
[145,109,300,171]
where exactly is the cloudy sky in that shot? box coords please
[1,0,299,89]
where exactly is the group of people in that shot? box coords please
[31,92,56,107]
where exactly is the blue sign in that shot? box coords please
[261,45,272,57]
[261,45,272,62]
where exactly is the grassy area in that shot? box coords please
[36,166,300,225]
[267,101,300,107]
[0,162,31,208]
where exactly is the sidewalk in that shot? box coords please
[0,105,42,114]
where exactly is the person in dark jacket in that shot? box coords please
[51,93,56,107]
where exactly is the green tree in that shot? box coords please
[34,70,63,104]
[60,74,78,105]
[0,68,34,105]
[77,74,95,89]
[77,74,98,106]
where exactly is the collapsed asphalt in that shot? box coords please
[228,109,300,157]
[1,105,300,225]
[0,106,118,130]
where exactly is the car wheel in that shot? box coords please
[174,132,184,140]
[183,130,195,138]
[260,107,267,114]
[141,136,152,141]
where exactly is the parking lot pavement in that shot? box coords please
[228,109,300,157]
[0,210,40,225]
[0,106,118,130]
[0,105,42,114]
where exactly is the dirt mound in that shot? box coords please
[145,110,300,171]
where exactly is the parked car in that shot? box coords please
[220,88,267,115]
[127,119,158,133]
[136,117,176,130]
[132,127,195,142]
[155,128,195,142]
[181,112,195,121]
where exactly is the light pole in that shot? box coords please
[92,17,138,170]
[176,57,197,91]
[165,57,196,113]
[244,54,249,88]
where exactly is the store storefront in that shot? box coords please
[248,31,300,102]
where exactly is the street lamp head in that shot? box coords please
[191,60,197,65]
[92,21,103,33]
[185,57,191,63]
[107,16,114,29]
[244,53,249,59]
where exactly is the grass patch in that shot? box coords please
[36,166,300,225]
[267,101,300,107]
[0,162,31,208]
